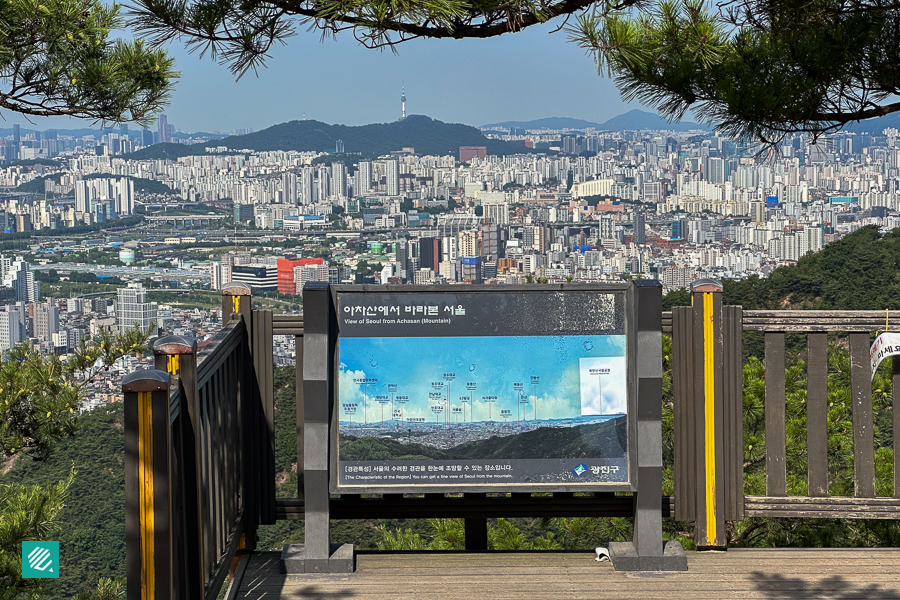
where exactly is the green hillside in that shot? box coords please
[125,115,538,161]
[725,225,900,310]
[0,404,125,598]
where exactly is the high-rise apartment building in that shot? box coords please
[33,301,59,342]
[2,258,36,302]
[458,230,478,258]
[385,160,400,196]
[0,307,21,351]
[331,163,347,199]
[117,282,158,334]
[356,162,371,195]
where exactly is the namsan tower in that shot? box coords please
[401,85,406,120]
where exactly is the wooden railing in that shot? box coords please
[670,283,900,551]
[123,284,274,600]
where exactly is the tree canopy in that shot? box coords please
[131,0,900,144]
[0,0,176,122]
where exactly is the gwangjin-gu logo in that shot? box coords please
[572,464,587,477]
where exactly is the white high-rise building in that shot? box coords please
[317,167,331,202]
[2,258,36,302]
[331,163,347,199]
[356,162,371,195]
[74,177,135,216]
[281,173,298,205]
[34,301,59,342]
[0,308,21,351]
[301,167,316,205]
[385,160,400,196]
[209,261,232,290]
[116,282,158,335]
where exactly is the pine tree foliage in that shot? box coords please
[0,0,176,121]
[569,0,900,145]
[130,0,900,140]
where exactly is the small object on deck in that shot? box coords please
[595,547,610,562]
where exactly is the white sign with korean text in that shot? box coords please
[870,332,900,379]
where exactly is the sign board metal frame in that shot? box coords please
[303,282,659,496]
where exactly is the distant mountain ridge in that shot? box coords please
[482,109,710,132]
[125,115,536,161]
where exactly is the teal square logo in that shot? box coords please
[21,541,59,578]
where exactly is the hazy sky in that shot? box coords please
[10,21,647,133]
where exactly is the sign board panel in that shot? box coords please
[334,288,631,491]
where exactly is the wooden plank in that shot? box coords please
[765,333,786,497]
[723,306,744,520]
[672,307,695,521]
[849,333,875,498]
[745,310,896,318]
[807,333,829,497]
[894,357,900,499]
[744,324,883,332]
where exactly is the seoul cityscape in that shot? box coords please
[0,93,896,411]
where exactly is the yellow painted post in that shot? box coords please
[690,279,726,549]
[123,370,172,600]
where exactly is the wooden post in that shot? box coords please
[221,283,258,549]
[124,369,173,600]
[152,335,203,600]
[690,279,726,550]
[252,308,276,525]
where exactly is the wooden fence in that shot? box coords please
[671,281,900,551]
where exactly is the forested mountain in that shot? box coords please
[125,115,536,161]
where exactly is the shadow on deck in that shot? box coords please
[229,548,900,600]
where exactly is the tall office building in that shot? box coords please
[633,212,647,245]
[356,161,371,195]
[116,282,158,334]
[419,237,441,271]
[157,114,169,143]
[385,160,400,196]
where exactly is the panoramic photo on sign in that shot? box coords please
[336,290,628,488]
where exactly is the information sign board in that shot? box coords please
[334,287,631,491]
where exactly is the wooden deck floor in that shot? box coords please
[230,549,900,600]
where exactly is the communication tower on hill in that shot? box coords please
[401,85,406,120]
